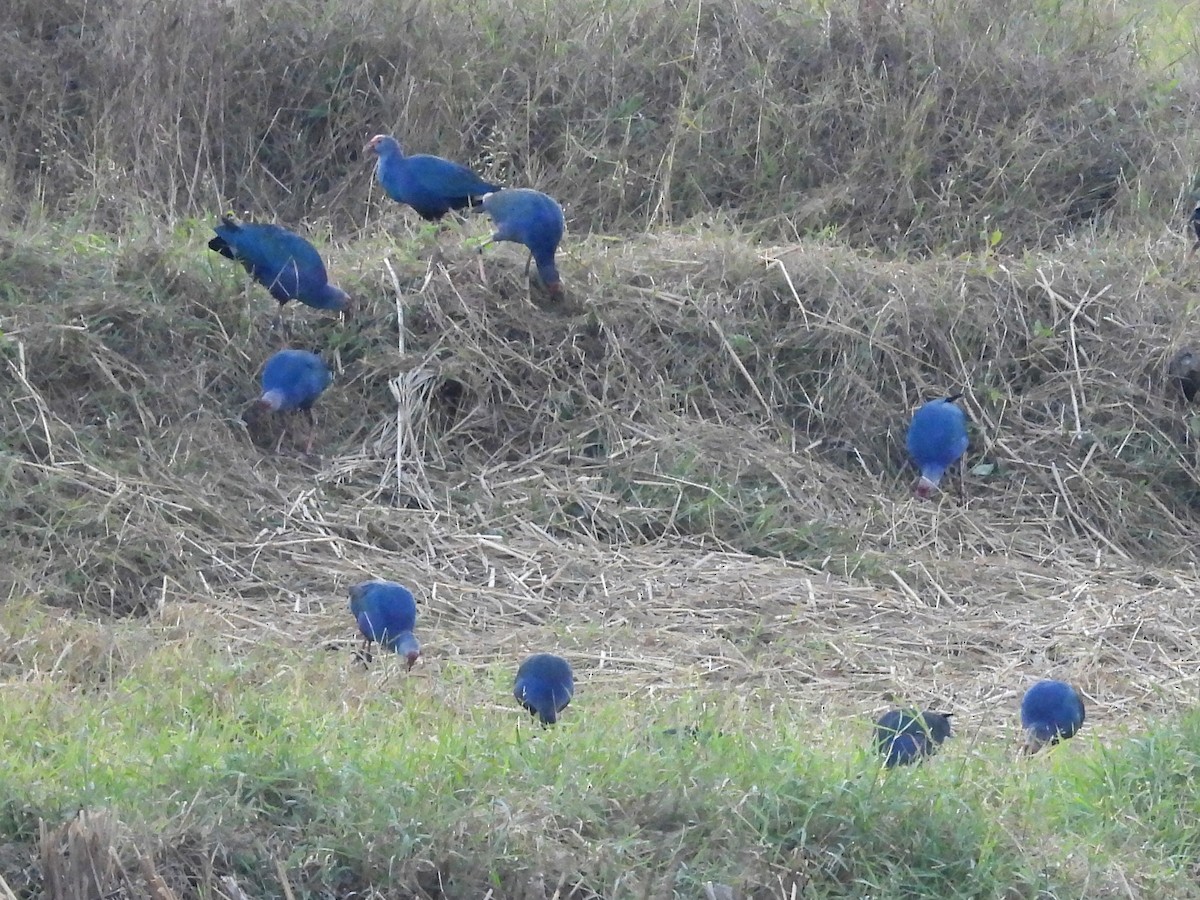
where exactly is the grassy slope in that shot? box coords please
[4,605,1200,899]
[4,0,1200,897]
[1,214,1200,898]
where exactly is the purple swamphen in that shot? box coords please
[208,216,351,322]
[247,349,331,454]
[349,580,421,669]
[1168,347,1200,402]
[874,708,953,767]
[480,188,565,298]
[514,653,574,725]
[366,134,500,222]
[1020,680,1085,754]
[906,394,969,499]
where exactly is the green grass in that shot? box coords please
[6,0,1200,895]
[3,620,1200,898]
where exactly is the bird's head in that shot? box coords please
[1170,348,1197,376]
[1021,730,1050,756]
[256,391,286,413]
[914,476,938,499]
[926,711,954,744]
[327,285,353,316]
[365,134,398,157]
[393,631,421,671]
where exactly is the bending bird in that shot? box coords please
[348,580,421,669]
[1168,347,1200,402]
[1020,680,1085,754]
[874,708,953,767]
[480,188,565,298]
[906,394,969,498]
[208,216,351,318]
[366,134,500,222]
[514,653,574,725]
[247,349,331,454]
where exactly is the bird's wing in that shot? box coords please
[408,156,494,197]
[258,227,328,283]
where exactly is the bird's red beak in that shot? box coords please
[364,135,384,155]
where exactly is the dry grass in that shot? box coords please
[3,219,1200,891]
[3,0,1200,895]
[3,220,1200,716]
[0,0,1194,250]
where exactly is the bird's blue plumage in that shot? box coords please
[208,217,350,312]
[874,709,953,767]
[514,653,574,725]
[906,395,969,497]
[1020,680,1085,753]
[481,188,565,293]
[367,134,500,221]
[259,349,331,412]
[349,580,421,667]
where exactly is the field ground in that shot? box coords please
[2,218,1200,898]
[5,0,1200,895]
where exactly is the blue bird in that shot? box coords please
[514,653,574,726]
[1168,347,1200,402]
[208,216,351,322]
[480,188,565,298]
[348,580,421,670]
[366,134,500,222]
[1020,680,1085,754]
[874,708,953,767]
[249,349,331,454]
[1190,200,1200,249]
[906,394,969,499]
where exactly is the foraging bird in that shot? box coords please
[208,216,351,319]
[248,349,331,454]
[348,580,421,670]
[906,394,969,499]
[1020,680,1085,754]
[874,708,953,767]
[514,653,574,726]
[1168,347,1200,402]
[480,189,565,298]
[365,134,500,222]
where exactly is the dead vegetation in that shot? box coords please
[0,0,1191,250]
[3,211,1200,894]
[3,0,1200,895]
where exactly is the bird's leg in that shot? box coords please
[303,408,317,456]
[476,238,494,286]
[355,637,374,668]
[523,252,533,279]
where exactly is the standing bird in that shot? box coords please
[1020,680,1085,754]
[873,708,953,767]
[208,216,351,325]
[514,653,574,726]
[906,394,969,499]
[1168,347,1200,402]
[479,189,565,298]
[247,349,331,454]
[365,134,500,222]
[348,580,421,670]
